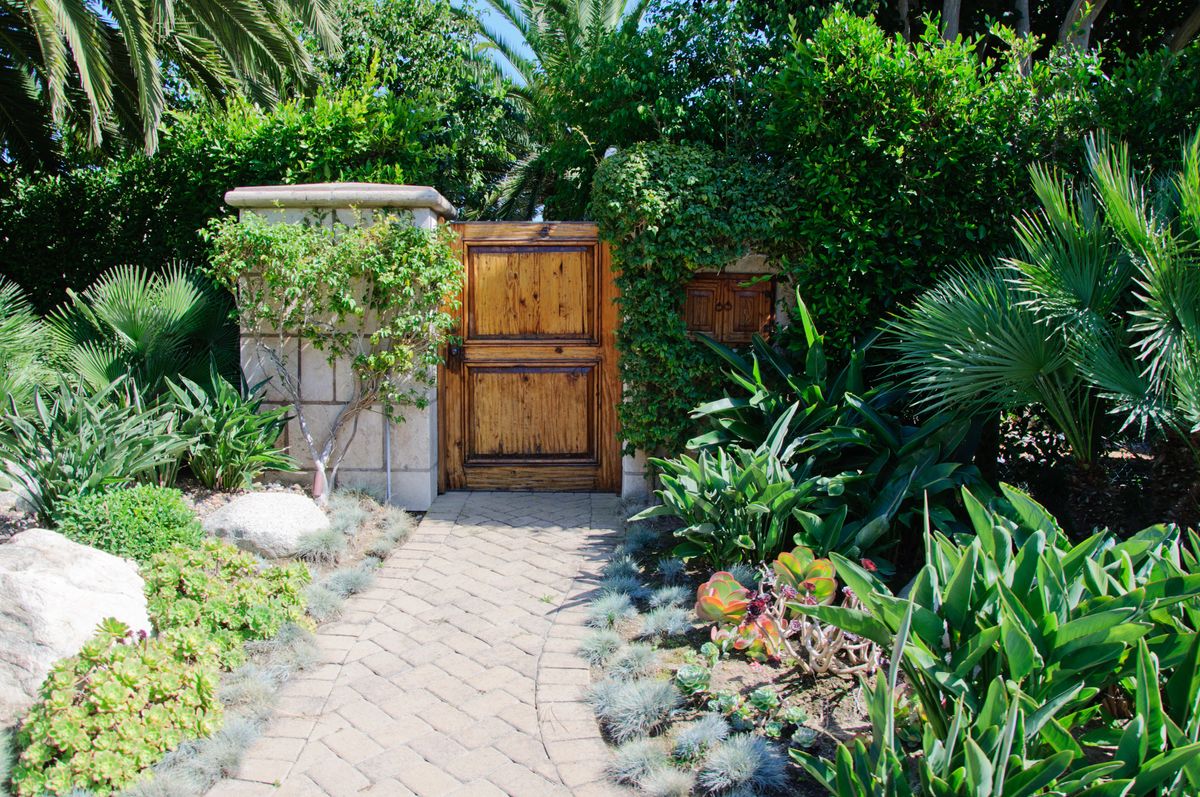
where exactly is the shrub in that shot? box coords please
[588,678,682,742]
[11,620,223,797]
[204,212,462,502]
[143,540,311,669]
[166,375,295,490]
[0,380,192,524]
[0,277,50,413]
[54,485,203,564]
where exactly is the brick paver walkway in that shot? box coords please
[208,492,624,797]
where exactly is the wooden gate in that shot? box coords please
[439,222,620,492]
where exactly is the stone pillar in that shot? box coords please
[224,183,456,511]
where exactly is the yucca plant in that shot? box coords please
[0,379,192,524]
[47,263,236,400]
[891,131,1200,465]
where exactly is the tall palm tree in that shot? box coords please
[0,0,339,163]
[457,0,650,218]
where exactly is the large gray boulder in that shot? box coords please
[0,528,150,725]
[203,492,328,558]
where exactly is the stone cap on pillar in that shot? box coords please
[225,183,456,220]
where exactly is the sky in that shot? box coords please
[460,1,535,82]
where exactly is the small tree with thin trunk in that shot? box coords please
[204,211,461,503]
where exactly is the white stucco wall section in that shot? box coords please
[225,183,455,511]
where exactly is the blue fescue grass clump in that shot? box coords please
[603,555,641,580]
[723,562,760,589]
[325,566,374,598]
[327,491,371,537]
[640,606,692,640]
[655,558,687,584]
[0,728,14,796]
[608,643,659,680]
[304,582,345,621]
[623,524,659,554]
[579,629,624,667]
[587,592,637,628]
[640,766,696,797]
[672,713,730,761]
[649,585,691,609]
[600,574,648,600]
[295,528,346,564]
[697,734,789,794]
[380,505,416,542]
[588,678,681,742]
[606,738,670,786]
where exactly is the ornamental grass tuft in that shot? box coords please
[640,606,692,640]
[672,713,730,761]
[697,734,789,794]
[586,592,637,628]
[606,738,670,786]
[640,766,696,797]
[588,678,681,742]
[578,629,624,667]
[608,643,659,680]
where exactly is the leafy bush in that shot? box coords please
[0,380,192,524]
[166,375,295,490]
[11,620,222,797]
[143,540,311,669]
[54,485,203,564]
[891,132,1200,466]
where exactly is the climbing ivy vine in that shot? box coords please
[590,142,787,455]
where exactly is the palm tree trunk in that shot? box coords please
[1016,0,1031,74]
[898,0,912,41]
[1169,2,1200,51]
[942,0,962,39]
[1059,0,1109,50]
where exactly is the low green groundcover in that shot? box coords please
[54,485,204,564]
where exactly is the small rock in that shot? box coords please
[203,492,329,558]
[0,528,150,725]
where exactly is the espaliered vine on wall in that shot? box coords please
[590,142,786,455]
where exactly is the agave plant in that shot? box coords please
[47,263,236,399]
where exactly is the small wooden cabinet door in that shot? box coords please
[724,279,774,343]
[683,278,722,338]
[440,222,620,492]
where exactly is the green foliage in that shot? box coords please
[11,621,223,797]
[589,141,784,455]
[143,540,311,669]
[766,12,1097,353]
[0,380,191,525]
[53,485,203,564]
[166,375,295,490]
[793,485,1200,795]
[0,278,50,412]
[0,27,517,313]
[891,131,1200,465]
[204,212,462,489]
[45,263,235,399]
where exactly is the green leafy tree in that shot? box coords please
[0,0,339,164]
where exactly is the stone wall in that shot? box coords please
[225,183,455,511]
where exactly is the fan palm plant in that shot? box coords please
[47,263,236,399]
[0,0,339,163]
[0,277,50,412]
[456,0,650,217]
[890,131,1200,465]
